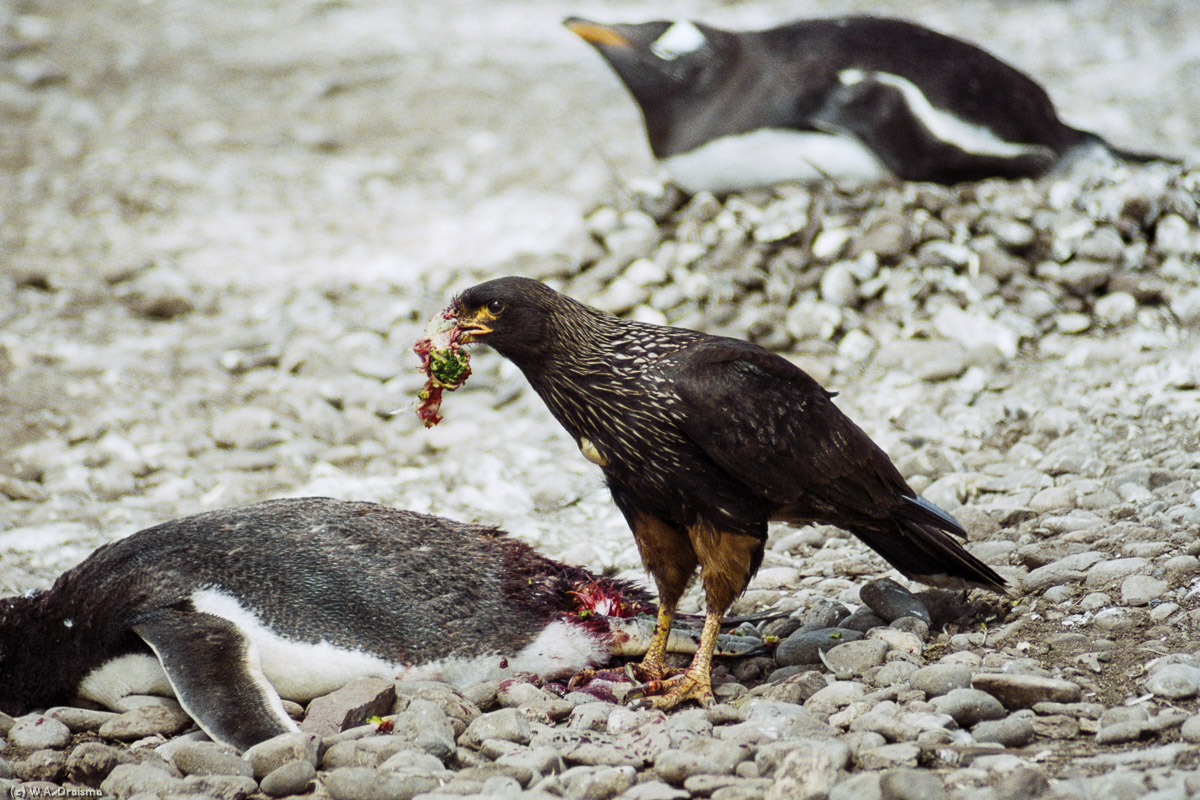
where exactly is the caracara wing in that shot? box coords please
[663,340,911,517]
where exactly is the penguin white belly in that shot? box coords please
[77,653,175,708]
[192,589,611,699]
[663,128,888,194]
[398,618,611,688]
[192,588,404,702]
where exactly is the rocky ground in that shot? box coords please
[3,0,1200,798]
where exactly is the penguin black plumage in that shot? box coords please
[565,15,1169,193]
[0,498,759,751]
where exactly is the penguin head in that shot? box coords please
[565,17,734,155]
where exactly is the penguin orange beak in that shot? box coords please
[564,17,632,48]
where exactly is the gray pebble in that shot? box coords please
[873,661,920,688]
[971,673,1081,709]
[100,763,186,799]
[13,749,67,783]
[994,766,1052,800]
[859,579,931,624]
[1121,574,1168,606]
[97,703,193,741]
[763,740,850,800]
[854,742,921,770]
[909,664,974,697]
[183,773,259,798]
[560,764,637,799]
[46,707,120,733]
[654,737,752,783]
[972,714,1036,747]
[824,640,891,677]
[839,607,888,633]
[8,715,71,750]
[242,731,321,779]
[802,598,853,628]
[169,740,254,778]
[1095,720,1154,745]
[879,767,947,800]
[1145,663,1200,699]
[618,779,689,799]
[460,707,532,749]
[830,771,884,800]
[65,741,138,787]
[777,628,865,667]
[1085,557,1150,588]
[260,758,316,797]
[931,689,1007,727]
[1179,714,1200,742]
[392,698,458,759]
[325,765,428,800]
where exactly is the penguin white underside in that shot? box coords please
[75,587,613,723]
[663,128,888,195]
[77,652,175,709]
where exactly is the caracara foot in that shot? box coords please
[568,661,678,691]
[625,670,714,710]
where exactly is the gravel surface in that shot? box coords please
[3,0,1200,798]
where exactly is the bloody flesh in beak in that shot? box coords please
[412,307,475,427]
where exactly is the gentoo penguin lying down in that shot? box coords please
[565,15,1168,193]
[0,498,760,751]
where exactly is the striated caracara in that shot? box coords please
[429,276,1006,709]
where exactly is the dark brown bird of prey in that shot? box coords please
[430,276,1006,709]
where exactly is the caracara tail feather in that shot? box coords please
[850,518,1008,593]
[899,495,968,539]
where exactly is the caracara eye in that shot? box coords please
[486,300,506,315]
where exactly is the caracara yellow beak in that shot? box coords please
[450,305,496,343]
[564,18,632,48]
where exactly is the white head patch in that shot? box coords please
[651,21,706,61]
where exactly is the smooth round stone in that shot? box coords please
[806,681,868,711]
[820,262,860,307]
[858,579,930,624]
[170,741,254,778]
[1180,714,1200,743]
[777,628,865,667]
[1094,291,1138,325]
[971,674,1081,709]
[854,742,920,770]
[1085,557,1150,588]
[839,608,887,633]
[873,661,920,688]
[242,732,322,779]
[1121,574,1168,606]
[972,715,1035,748]
[879,767,947,800]
[325,766,434,800]
[1145,664,1200,700]
[909,665,974,697]
[1055,313,1091,334]
[930,689,1007,727]
[824,640,891,676]
[8,715,71,750]
[261,759,317,797]
[460,708,532,748]
[993,766,1052,800]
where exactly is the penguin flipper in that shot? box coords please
[814,72,1056,183]
[133,610,298,751]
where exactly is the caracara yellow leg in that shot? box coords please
[632,594,677,680]
[627,609,721,709]
[568,596,680,690]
